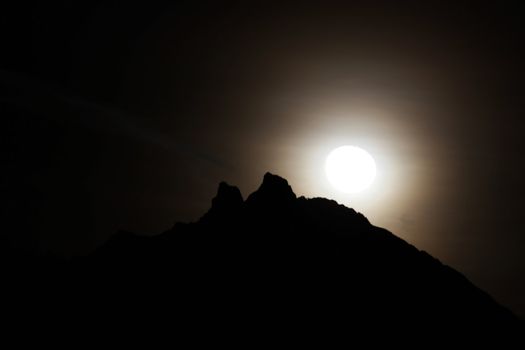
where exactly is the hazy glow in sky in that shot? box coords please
[7,1,523,317]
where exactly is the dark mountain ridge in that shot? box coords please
[4,172,519,324]
[92,173,519,320]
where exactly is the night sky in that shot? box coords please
[2,1,524,316]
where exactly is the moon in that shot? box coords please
[325,145,377,193]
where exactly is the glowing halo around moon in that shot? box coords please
[325,145,377,193]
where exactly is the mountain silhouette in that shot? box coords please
[4,172,520,325]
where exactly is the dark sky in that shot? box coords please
[2,1,524,316]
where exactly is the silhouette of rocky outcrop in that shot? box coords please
[246,172,297,204]
[86,172,518,321]
[200,181,243,224]
[4,172,520,325]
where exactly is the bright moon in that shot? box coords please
[325,145,377,193]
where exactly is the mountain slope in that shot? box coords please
[83,172,517,322]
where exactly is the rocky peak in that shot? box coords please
[199,181,243,224]
[246,172,297,206]
[211,181,243,211]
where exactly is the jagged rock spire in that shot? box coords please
[199,181,243,224]
[211,181,243,210]
[246,172,296,205]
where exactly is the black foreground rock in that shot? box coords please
[6,173,520,326]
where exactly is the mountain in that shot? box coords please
[88,173,520,321]
[4,172,519,325]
